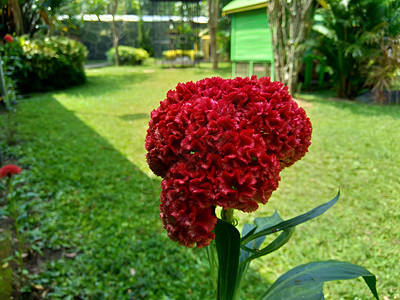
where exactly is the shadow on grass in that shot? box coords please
[119,113,149,121]
[55,67,152,99]
[12,96,222,299]
[11,93,274,299]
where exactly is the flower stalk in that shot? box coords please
[7,177,25,287]
[220,209,235,224]
[0,165,24,287]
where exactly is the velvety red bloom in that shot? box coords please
[0,164,22,178]
[4,34,13,43]
[145,76,312,248]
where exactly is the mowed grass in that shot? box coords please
[0,61,399,299]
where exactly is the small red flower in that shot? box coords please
[4,34,13,43]
[0,164,22,178]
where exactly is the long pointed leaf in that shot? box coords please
[240,212,285,261]
[235,212,288,299]
[241,193,339,245]
[240,227,295,267]
[261,260,379,300]
[214,219,241,300]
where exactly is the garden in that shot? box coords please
[1,0,400,299]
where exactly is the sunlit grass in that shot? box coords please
[1,62,399,299]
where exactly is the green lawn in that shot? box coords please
[0,62,399,299]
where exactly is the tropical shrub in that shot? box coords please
[106,46,149,65]
[312,0,389,99]
[9,36,88,93]
[0,34,23,109]
[364,34,400,104]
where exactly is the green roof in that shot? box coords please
[222,0,268,16]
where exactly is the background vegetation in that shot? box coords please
[1,0,400,298]
[0,36,88,93]
[107,45,149,65]
[1,62,399,299]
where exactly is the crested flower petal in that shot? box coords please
[145,76,312,247]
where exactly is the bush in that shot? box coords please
[1,35,23,109]
[8,36,88,93]
[162,49,204,61]
[106,46,149,65]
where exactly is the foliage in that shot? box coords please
[312,0,391,99]
[217,30,230,61]
[107,46,149,65]
[208,0,220,69]
[0,0,69,37]
[162,49,204,61]
[137,17,153,57]
[212,196,378,300]
[8,36,88,93]
[0,165,25,290]
[364,34,400,104]
[385,0,400,36]
[0,64,399,298]
[0,34,22,143]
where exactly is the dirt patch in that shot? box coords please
[294,98,312,109]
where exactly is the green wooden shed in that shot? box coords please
[222,0,274,79]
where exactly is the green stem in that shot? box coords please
[7,110,12,143]
[218,209,240,300]
[206,240,218,293]
[221,209,235,224]
[7,178,24,287]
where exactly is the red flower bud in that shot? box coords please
[0,164,22,178]
[4,34,13,43]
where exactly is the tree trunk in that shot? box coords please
[110,0,120,66]
[0,53,8,109]
[8,0,24,35]
[208,0,219,70]
[267,0,315,94]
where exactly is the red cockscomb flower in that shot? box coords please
[4,34,13,43]
[145,76,312,248]
[0,164,22,178]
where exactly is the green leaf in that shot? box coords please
[241,193,339,245]
[235,212,291,299]
[240,228,294,267]
[240,211,289,261]
[214,219,241,300]
[261,260,379,300]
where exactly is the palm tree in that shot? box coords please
[312,0,387,99]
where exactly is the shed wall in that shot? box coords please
[231,8,273,62]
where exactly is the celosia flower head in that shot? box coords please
[0,164,22,178]
[146,76,312,248]
[4,34,13,43]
